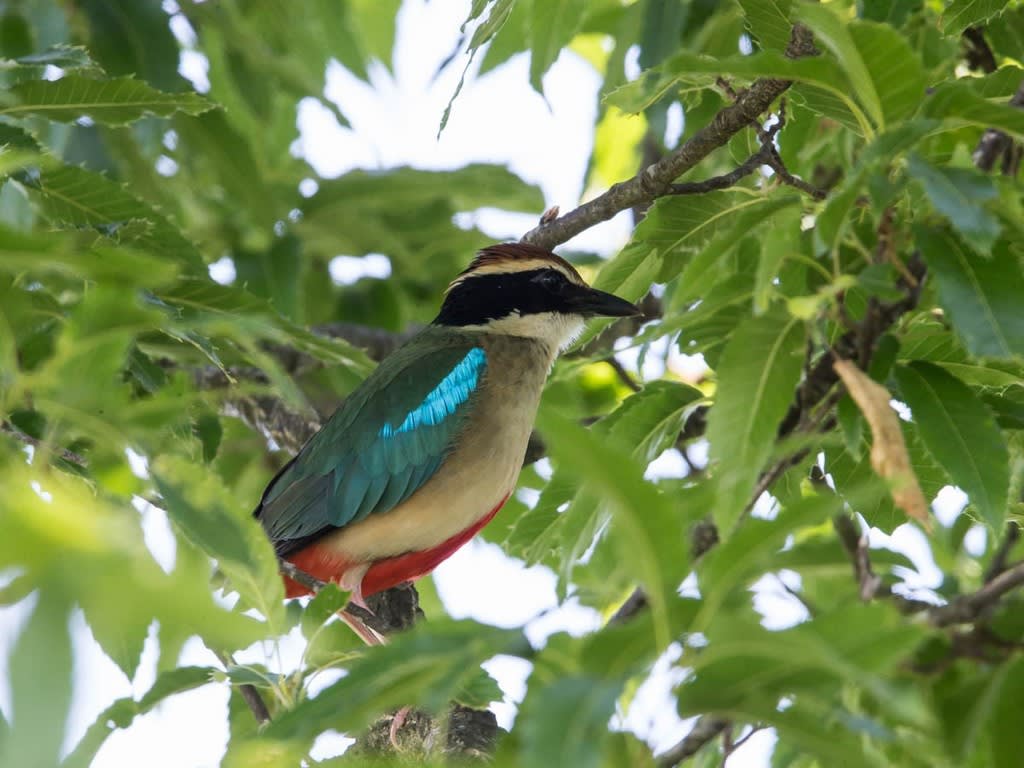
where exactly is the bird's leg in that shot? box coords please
[339,607,387,646]
[340,585,388,646]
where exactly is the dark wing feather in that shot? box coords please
[255,329,486,556]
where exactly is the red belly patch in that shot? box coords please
[282,493,510,599]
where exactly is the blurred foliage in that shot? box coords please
[0,0,1023,766]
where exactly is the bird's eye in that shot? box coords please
[535,270,564,290]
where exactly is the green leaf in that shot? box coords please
[536,407,683,648]
[907,154,1000,253]
[2,76,212,125]
[754,209,801,314]
[606,50,868,133]
[916,227,1024,359]
[924,81,1024,141]
[697,492,839,628]
[64,666,214,768]
[706,308,806,533]
[987,8,1024,60]
[941,0,1009,36]
[454,666,503,709]
[934,663,1008,762]
[815,119,938,253]
[77,0,183,91]
[738,0,793,52]
[0,590,72,768]
[990,657,1024,768]
[267,621,525,742]
[847,20,926,126]
[153,455,286,631]
[22,164,204,270]
[13,44,99,71]
[894,362,1008,529]
[529,0,586,93]
[795,5,882,128]
[300,583,348,640]
[520,676,622,768]
[194,411,223,464]
[306,164,544,219]
[154,278,374,374]
[81,604,149,680]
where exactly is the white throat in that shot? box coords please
[464,311,585,351]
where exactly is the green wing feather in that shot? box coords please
[255,328,487,555]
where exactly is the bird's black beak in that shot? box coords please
[571,286,643,318]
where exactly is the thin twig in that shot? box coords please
[605,356,642,392]
[1,421,89,467]
[833,515,882,601]
[213,650,272,726]
[984,523,1021,583]
[667,143,772,195]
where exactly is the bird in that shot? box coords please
[254,242,640,643]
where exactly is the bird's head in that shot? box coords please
[434,243,641,349]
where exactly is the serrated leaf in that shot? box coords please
[816,120,937,253]
[738,0,793,52]
[916,227,1024,359]
[907,154,1000,253]
[941,0,1008,36]
[706,309,805,533]
[2,75,212,125]
[301,583,347,640]
[529,0,586,93]
[894,362,1008,529]
[14,44,99,70]
[991,657,1024,768]
[454,666,503,709]
[154,278,375,373]
[0,590,72,768]
[22,164,203,270]
[606,50,868,132]
[847,20,925,126]
[835,359,930,526]
[925,81,1024,141]
[153,455,286,631]
[520,676,621,768]
[267,621,525,742]
[63,666,214,768]
[536,407,683,648]
[796,4,882,127]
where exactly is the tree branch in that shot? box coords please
[930,562,1024,627]
[520,25,818,250]
[657,716,731,767]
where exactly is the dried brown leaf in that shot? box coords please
[833,359,932,530]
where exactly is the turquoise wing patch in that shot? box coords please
[379,348,486,437]
[256,338,487,551]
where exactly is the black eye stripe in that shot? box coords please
[435,268,579,326]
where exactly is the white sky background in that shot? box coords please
[0,1,972,766]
